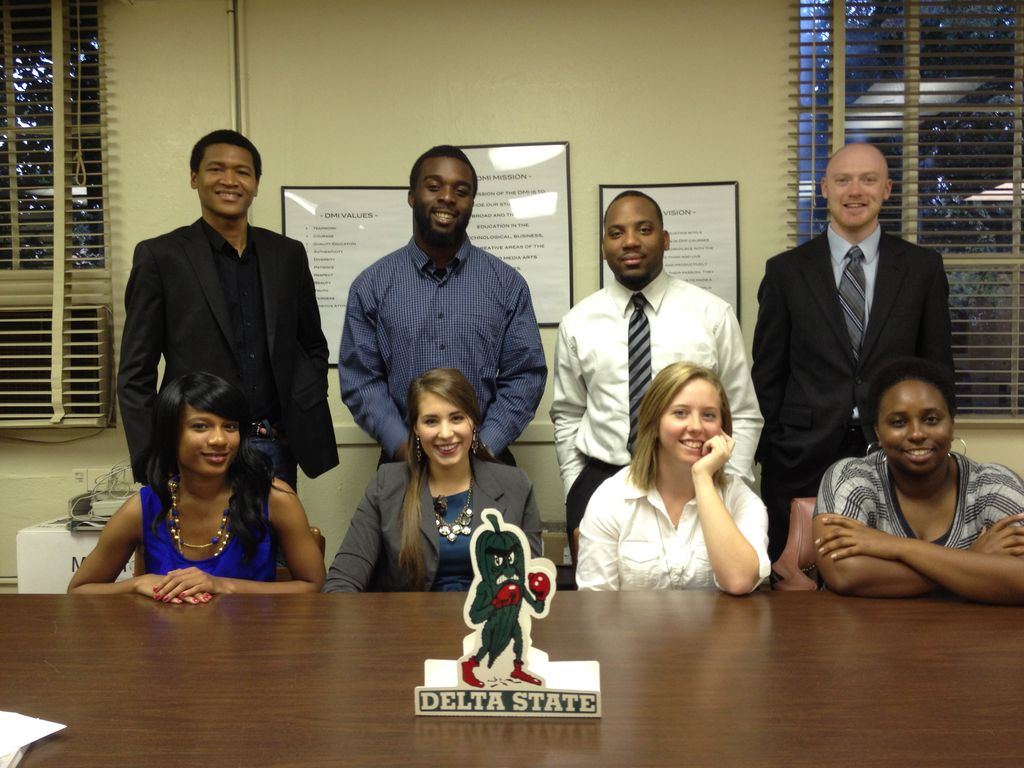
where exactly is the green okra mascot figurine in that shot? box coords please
[461,510,556,688]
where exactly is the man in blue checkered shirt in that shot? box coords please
[339,145,546,463]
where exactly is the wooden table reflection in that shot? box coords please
[2,591,1018,767]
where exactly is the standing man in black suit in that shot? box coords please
[752,142,953,560]
[118,130,337,486]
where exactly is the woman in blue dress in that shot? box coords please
[69,372,325,601]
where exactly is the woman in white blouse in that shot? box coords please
[576,362,769,593]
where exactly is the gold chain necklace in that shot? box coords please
[167,475,232,556]
[432,486,473,542]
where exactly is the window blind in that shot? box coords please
[0,0,111,427]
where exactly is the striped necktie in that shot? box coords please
[627,292,652,453]
[838,245,867,357]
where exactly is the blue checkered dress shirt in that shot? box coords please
[339,237,547,457]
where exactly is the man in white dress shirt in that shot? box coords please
[550,190,763,563]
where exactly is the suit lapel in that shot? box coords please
[468,461,507,529]
[860,233,906,364]
[251,227,279,356]
[419,480,441,559]
[184,220,235,352]
[801,235,854,361]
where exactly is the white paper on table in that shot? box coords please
[0,712,66,756]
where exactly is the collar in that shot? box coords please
[201,218,254,260]
[622,476,693,526]
[827,224,881,269]
[608,269,670,318]
[621,468,665,507]
[410,236,472,276]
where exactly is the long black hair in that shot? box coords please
[144,372,271,561]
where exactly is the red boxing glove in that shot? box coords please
[529,572,551,602]
[492,582,520,609]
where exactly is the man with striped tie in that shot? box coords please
[551,190,762,567]
[752,143,953,561]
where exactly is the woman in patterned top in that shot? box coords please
[815,357,1024,603]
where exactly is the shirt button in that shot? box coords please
[439,344,446,351]
[437,312,443,319]
[249,353,255,359]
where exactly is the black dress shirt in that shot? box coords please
[202,220,279,423]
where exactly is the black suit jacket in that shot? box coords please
[751,231,953,493]
[117,219,337,480]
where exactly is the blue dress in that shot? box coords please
[140,486,276,581]
[431,489,474,592]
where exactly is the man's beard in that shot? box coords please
[614,263,663,291]
[414,206,469,249]
[616,271,653,291]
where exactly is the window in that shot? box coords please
[794,0,1023,417]
[0,0,111,427]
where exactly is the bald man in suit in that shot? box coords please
[752,143,953,561]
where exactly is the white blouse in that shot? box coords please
[576,468,770,592]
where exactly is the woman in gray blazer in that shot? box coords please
[323,368,542,592]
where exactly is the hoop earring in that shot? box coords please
[865,441,880,456]
[415,435,422,462]
[471,430,479,455]
[953,436,967,456]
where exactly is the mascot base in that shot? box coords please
[415,644,601,718]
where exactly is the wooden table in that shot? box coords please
[1,591,1019,767]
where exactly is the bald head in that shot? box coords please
[825,143,889,179]
[821,142,892,244]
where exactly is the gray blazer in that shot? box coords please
[322,458,542,592]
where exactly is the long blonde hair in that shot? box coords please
[628,362,732,492]
[397,368,494,588]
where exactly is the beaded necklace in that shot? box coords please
[167,475,232,557]
[432,486,473,542]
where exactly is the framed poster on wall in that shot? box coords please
[281,186,407,365]
[461,142,572,325]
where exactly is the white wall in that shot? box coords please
[0,0,1016,582]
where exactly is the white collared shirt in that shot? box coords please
[576,468,771,592]
[550,270,763,497]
